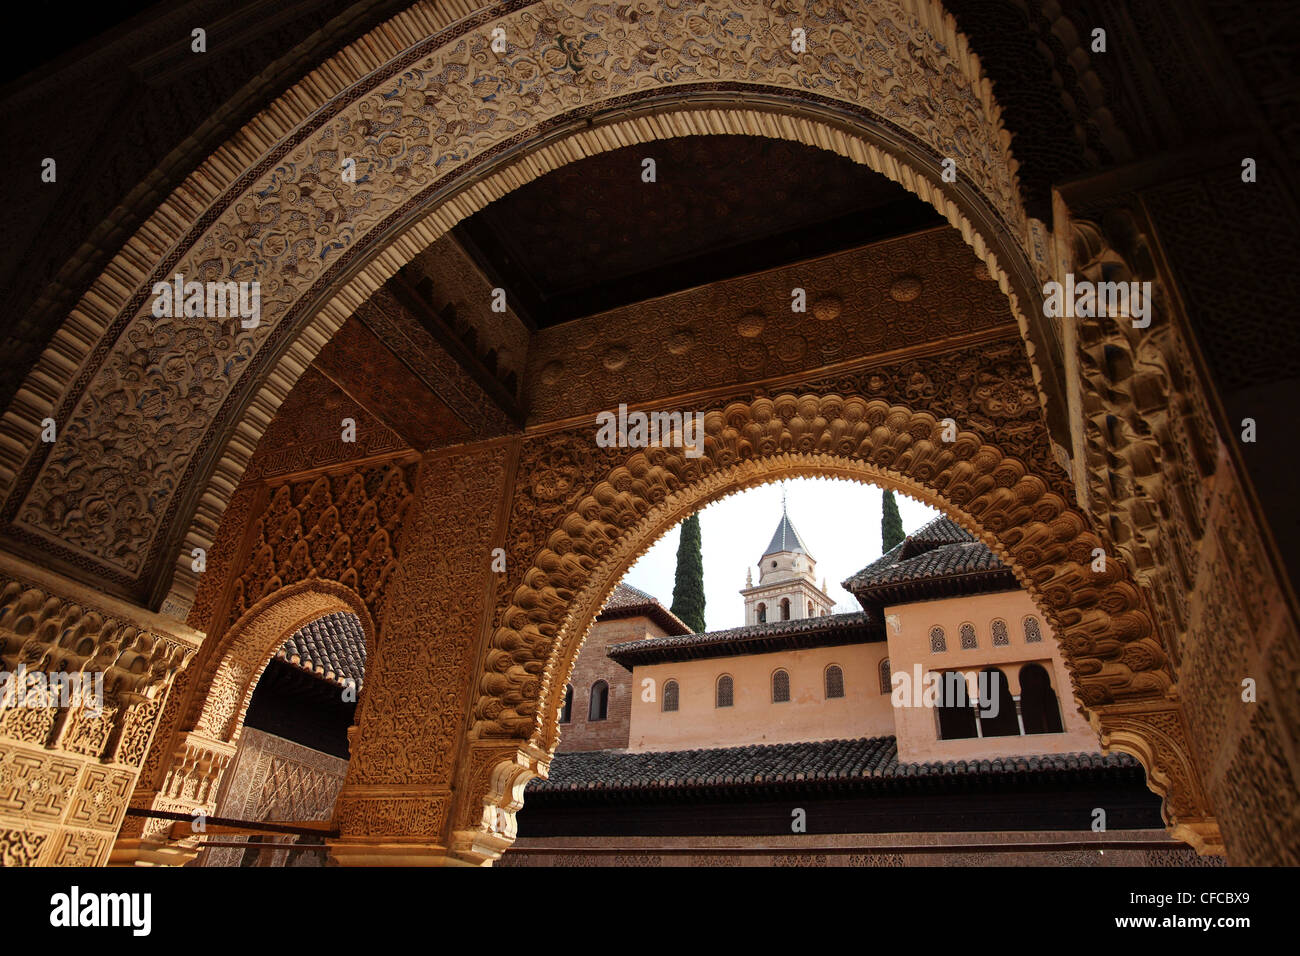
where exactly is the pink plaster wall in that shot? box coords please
[627,644,894,752]
[884,589,1100,762]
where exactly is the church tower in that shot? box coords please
[740,499,836,625]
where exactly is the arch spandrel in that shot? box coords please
[0,0,1052,620]
[185,579,376,743]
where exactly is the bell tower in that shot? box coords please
[740,496,836,625]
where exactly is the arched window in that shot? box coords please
[588,680,608,721]
[959,622,977,650]
[878,658,892,695]
[936,672,977,739]
[1024,616,1043,643]
[662,679,679,713]
[780,598,791,621]
[772,669,790,703]
[992,619,1009,646]
[1019,663,1064,734]
[826,664,845,699]
[716,674,734,708]
[978,667,1019,737]
[807,601,814,617]
[559,684,573,724]
[756,602,767,624]
[929,626,947,653]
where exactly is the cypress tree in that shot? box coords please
[881,490,905,553]
[670,513,706,632]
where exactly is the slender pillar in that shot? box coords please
[330,439,521,865]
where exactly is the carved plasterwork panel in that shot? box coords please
[342,443,512,792]
[525,228,1016,423]
[0,562,198,865]
[482,395,1165,747]
[205,727,348,867]
[221,460,416,634]
[0,0,1039,617]
[1058,193,1298,863]
[430,357,1210,860]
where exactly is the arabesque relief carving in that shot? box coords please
[220,462,416,634]
[115,454,415,862]
[1056,195,1298,862]
[525,228,1017,423]
[331,441,516,863]
[115,579,375,865]
[479,393,1167,744]
[0,0,1043,620]
[318,348,1209,862]
[0,559,198,866]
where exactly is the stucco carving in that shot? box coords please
[0,562,198,866]
[333,442,515,851]
[525,228,1018,423]
[1058,195,1297,862]
[221,462,416,635]
[0,0,1043,621]
[390,373,1222,862]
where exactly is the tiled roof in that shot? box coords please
[907,515,973,548]
[528,736,1141,799]
[607,610,881,668]
[276,612,366,689]
[843,516,1016,606]
[763,508,811,557]
[598,582,693,636]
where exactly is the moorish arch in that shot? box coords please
[112,578,375,865]
[0,0,1072,627]
[330,390,1217,865]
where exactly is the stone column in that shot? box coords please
[0,554,198,866]
[329,438,522,865]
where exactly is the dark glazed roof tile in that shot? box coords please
[277,611,366,689]
[607,610,880,667]
[763,509,811,557]
[843,516,1016,605]
[528,736,1139,796]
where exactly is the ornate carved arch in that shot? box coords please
[114,579,373,863]
[186,579,375,744]
[482,396,1164,744]
[449,390,1205,859]
[0,0,1058,623]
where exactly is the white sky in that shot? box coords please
[621,478,940,632]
